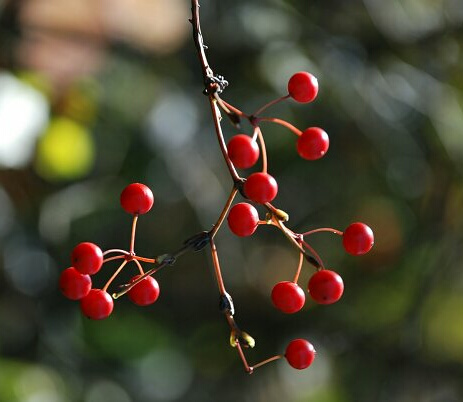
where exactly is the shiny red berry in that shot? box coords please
[243,172,278,204]
[297,127,329,160]
[120,183,154,215]
[71,242,103,275]
[285,339,316,369]
[227,135,260,169]
[227,203,259,237]
[342,222,374,255]
[59,267,92,300]
[288,72,319,103]
[308,269,344,305]
[128,275,160,306]
[80,289,114,320]
[271,281,305,313]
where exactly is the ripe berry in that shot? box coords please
[80,289,114,320]
[297,127,329,160]
[59,267,92,300]
[285,339,316,370]
[227,203,259,237]
[308,269,344,305]
[120,183,154,215]
[227,135,260,169]
[342,222,374,255]
[243,172,278,204]
[71,242,103,275]
[288,72,319,103]
[128,275,160,306]
[271,281,305,313]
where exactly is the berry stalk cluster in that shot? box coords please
[58,0,375,374]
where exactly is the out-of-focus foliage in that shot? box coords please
[1,0,463,401]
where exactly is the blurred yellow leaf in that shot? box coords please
[35,116,95,181]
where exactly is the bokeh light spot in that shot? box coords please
[35,117,95,181]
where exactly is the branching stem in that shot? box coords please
[257,117,302,136]
[252,95,290,117]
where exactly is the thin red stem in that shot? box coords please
[269,213,305,255]
[219,98,248,118]
[113,264,161,299]
[255,126,268,174]
[102,260,128,292]
[130,215,138,254]
[209,98,242,182]
[103,255,126,264]
[302,227,344,236]
[103,249,130,256]
[133,258,145,275]
[251,355,283,370]
[234,340,253,374]
[292,251,304,283]
[133,256,156,264]
[252,95,290,117]
[210,187,238,238]
[257,117,302,136]
[210,239,226,295]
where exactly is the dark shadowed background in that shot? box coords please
[1,0,463,401]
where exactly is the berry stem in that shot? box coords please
[302,228,344,237]
[191,0,242,184]
[103,260,128,292]
[103,249,130,256]
[103,255,126,264]
[133,258,145,275]
[133,256,156,264]
[210,187,238,239]
[234,339,253,374]
[256,117,302,136]
[254,126,268,174]
[267,208,305,255]
[209,98,242,182]
[217,97,248,118]
[130,215,138,254]
[191,0,213,81]
[210,238,226,295]
[251,354,283,370]
[264,203,321,269]
[292,251,304,284]
[112,233,208,299]
[252,95,290,117]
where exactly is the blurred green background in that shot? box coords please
[1,0,463,401]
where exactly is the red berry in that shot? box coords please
[128,275,160,306]
[80,289,114,320]
[243,172,278,204]
[342,222,374,255]
[227,135,260,169]
[285,339,316,370]
[120,183,154,215]
[297,127,329,160]
[71,242,103,275]
[271,281,305,313]
[288,72,319,103]
[227,203,259,237]
[308,269,344,305]
[59,267,92,300]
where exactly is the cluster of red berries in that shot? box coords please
[58,70,374,373]
[59,183,160,319]
[270,222,373,314]
[225,72,329,205]
[222,71,374,369]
